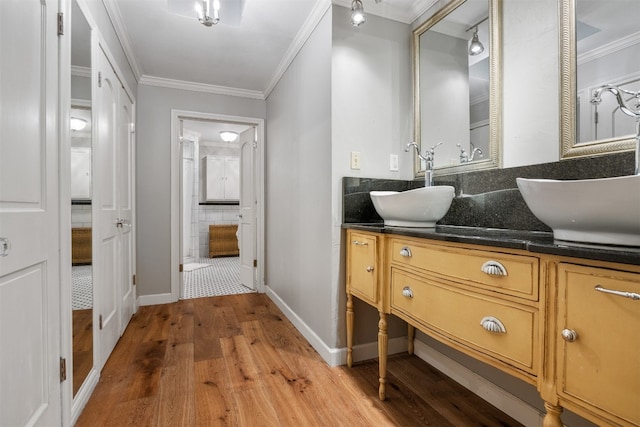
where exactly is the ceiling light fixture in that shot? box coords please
[196,0,220,27]
[70,117,87,131]
[220,131,238,142]
[350,0,366,27]
[466,17,488,56]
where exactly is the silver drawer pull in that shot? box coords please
[594,285,640,301]
[561,328,578,342]
[0,237,10,257]
[352,240,368,246]
[399,246,412,257]
[402,286,413,298]
[481,260,508,276]
[366,266,374,272]
[480,316,506,334]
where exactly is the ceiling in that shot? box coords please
[97,0,435,99]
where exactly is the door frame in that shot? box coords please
[170,110,265,300]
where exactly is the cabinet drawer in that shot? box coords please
[391,268,537,373]
[557,263,640,425]
[389,238,538,300]
[346,231,380,305]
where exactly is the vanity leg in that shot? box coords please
[378,311,388,401]
[346,294,354,368]
[542,402,563,427]
[407,324,415,355]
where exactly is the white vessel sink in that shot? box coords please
[517,175,640,246]
[370,186,455,227]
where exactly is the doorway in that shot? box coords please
[170,111,265,301]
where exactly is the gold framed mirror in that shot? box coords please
[412,0,502,177]
[560,0,640,159]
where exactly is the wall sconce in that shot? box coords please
[466,17,488,56]
[196,0,220,27]
[70,117,87,131]
[220,131,238,142]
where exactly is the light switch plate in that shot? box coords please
[350,151,361,170]
[390,154,399,171]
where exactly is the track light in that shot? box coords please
[468,26,484,56]
[350,0,366,27]
[195,0,220,27]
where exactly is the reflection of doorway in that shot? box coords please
[179,119,255,299]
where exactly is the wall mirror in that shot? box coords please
[70,0,93,398]
[560,0,640,159]
[413,0,501,176]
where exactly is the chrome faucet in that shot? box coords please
[457,143,483,163]
[591,84,640,175]
[405,141,443,187]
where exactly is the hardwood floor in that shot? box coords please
[76,293,523,426]
[72,308,93,396]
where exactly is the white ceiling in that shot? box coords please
[98,0,434,99]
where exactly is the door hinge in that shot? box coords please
[179,264,184,272]
[98,71,102,88]
[99,314,103,330]
[60,357,67,382]
[57,13,64,35]
[133,274,136,285]
[253,259,257,268]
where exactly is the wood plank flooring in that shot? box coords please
[76,293,523,426]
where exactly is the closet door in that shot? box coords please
[117,85,135,332]
[0,0,62,425]
[93,46,121,369]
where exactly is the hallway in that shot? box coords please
[76,293,521,426]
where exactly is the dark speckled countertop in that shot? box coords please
[343,224,640,266]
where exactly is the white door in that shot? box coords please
[117,85,135,332]
[93,46,121,369]
[0,0,62,425]
[238,128,256,289]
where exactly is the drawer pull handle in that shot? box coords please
[400,246,412,257]
[594,285,640,301]
[366,266,374,272]
[481,261,508,276]
[480,316,506,334]
[561,328,578,342]
[402,286,414,298]
[352,240,368,246]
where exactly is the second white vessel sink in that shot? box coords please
[370,186,455,227]
[517,175,640,246]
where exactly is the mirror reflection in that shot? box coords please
[414,0,501,175]
[561,0,640,158]
[71,0,93,398]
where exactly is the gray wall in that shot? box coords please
[265,8,334,346]
[136,85,265,297]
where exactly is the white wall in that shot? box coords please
[265,8,334,346]
[136,85,265,297]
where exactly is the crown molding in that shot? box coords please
[578,31,640,66]
[101,0,143,81]
[264,0,332,98]
[331,0,437,24]
[139,75,266,100]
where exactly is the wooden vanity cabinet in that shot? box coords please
[553,262,640,426]
[386,236,541,385]
[344,228,640,426]
[345,229,385,373]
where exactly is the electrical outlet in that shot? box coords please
[390,154,399,171]
[350,151,361,170]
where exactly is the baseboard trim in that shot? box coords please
[412,340,545,427]
[351,337,409,363]
[137,292,174,306]
[71,368,99,425]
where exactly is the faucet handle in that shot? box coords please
[430,141,443,151]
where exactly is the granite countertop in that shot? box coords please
[343,223,640,266]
